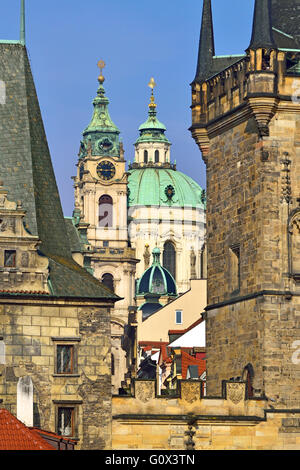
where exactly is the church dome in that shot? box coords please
[136,248,177,297]
[128,167,205,208]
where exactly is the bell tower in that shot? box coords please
[191,0,300,407]
[73,61,138,393]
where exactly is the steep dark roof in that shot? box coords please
[249,0,276,50]
[65,218,82,253]
[272,0,300,48]
[208,55,245,79]
[0,43,118,300]
[194,0,215,82]
[272,27,298,49]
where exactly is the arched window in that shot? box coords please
[243,364,254,398]
[101,273,114,292]
[163,241,176,280]
[155,150,159,163]
[99,195,113,227]
[144,150,148,163]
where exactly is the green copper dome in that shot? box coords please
[128,167,205,208]
[136,248,177,298]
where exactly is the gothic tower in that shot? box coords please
[73,63,138,393]
[191,0,300,407]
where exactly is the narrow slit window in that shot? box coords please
[230,244,240,293]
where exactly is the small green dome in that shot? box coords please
[135,98,170,145]
[128,167,205,208]
[136,248,177,297]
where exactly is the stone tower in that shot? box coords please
[190,0,300,407]
[72,63,138,394]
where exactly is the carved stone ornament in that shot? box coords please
[181,381,201,404]
[0,217,16,233]
[21,252,29,268]
[226,382,245,405]
[135,381,155,403]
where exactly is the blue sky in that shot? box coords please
[1,0,255,216]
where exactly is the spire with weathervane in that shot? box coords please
[78,61,121,160]
[131,78,173,169]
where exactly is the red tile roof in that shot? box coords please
[0,409,55,450]
[181,350,206,380]
[139,341,171,364]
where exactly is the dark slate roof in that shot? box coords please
[272,28,298,49]
[65,218,82,253]
[0,43,118,301]
[193,0,215,82]
[208,55,245,79]
[272,0,300,48]
[249,0,276,50]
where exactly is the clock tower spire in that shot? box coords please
[73,61,138,394]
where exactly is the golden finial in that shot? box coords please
[97,59,106,84]
[148,77,157,108]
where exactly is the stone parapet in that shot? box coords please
[112,379,300,450]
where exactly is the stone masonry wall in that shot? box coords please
[0,298,112,450]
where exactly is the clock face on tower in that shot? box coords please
[97,160,116,181]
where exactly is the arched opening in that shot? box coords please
[144,150,148,163]
[99,194,113,227]
[243,364,254,398]
[155,150,159,163]
[101,273,114,292]
[163,241,176,280]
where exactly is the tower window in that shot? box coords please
[163,241,176,280]
[56,345,74,374]
[144,150,148,163]
[101,273,114,292]
[57,407,74,437]
[155,150,159,163]
[79,164,84,180]
[99,195,113,227]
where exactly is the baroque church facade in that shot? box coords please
[72,66,206,392]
